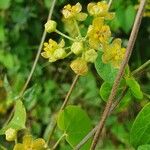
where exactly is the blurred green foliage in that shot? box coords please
[0,0,150,149]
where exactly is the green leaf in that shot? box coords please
[57,105,92,150]
[0,100,26,134]
[138,145,150,150]
[95,51,118,84]
[116,5,136,33]
[124,5,136,33]
[130,103,150,148]
[126,77,143,100]
[0,0,11,9]
[100,82,112,101]
[99,80,126,102]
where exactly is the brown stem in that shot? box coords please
[47,75,79,144]
[90,0,146,149]
[74,86,127,150]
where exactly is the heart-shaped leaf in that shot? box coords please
[57,105,92,150]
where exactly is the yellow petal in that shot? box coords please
[93,17,104,28]
[13,144,25,150]
[105,12,115,20]
[32,138,46,150]
[70,58,88,75]
[76,13,88,21]
[41,52,50,58]
[23,135,33,145]
[72,2,82,13]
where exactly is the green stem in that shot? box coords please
[74,19,82,37]
[132,59,150,75]
[51,133,66,150]
[56,30,76,41]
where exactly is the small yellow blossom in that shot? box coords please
[88,17,111,50]
[13,135,47,150]
[41,39,66,62]
[87,1,115,19]
[71,41,84,55]
[84,49,98,63]
[70,58,88,75]
[44,20,57,33]
[62,3,87,21]
[102,38,126,68]
[5,128,17,141]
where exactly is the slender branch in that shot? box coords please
[108,0,113,9]
[47,74,79,144]
[90,0,146,149]
[74,19,82,37]
[55,30,76,41]
[74,86,128,150]
[132,59,150,75]
[19,0,57,97]
[51,133,66,150]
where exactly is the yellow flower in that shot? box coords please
[5,128,17,142]
[13,135,47,150]
[88,17,111,50]
[102,38,126,68]
[41,39,66,62]
[62,3,87,21]
[70,58,88,75]
[87,1,115,19]
[44,20,57,33]
[84,49,98,63]
[71,41,84,55]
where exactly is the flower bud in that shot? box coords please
[70,58,88,75]
[5,128,17,141]
[71,42,83,55]
[53,48,66,59]
[84,49,98,62]
[45,20,57,33]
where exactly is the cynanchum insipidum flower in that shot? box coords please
[88,17,111,50]
[62,3,87,21]
[41,1,126,75]
[84,49,98,63]
[45,20,57,33]
[13,135,47,150]
[5,128,17,142]
[102,38,126,68]
[87,1,115,19]
[41,39,66,62]
[70,58,88,75]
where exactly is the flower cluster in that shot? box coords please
[41,1,126,75]
[13,135,47,150]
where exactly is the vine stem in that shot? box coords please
[19,0,57,97]
[132,59,150,75]
[51,133,66,150]
[47,74,79,144]
[90,0,146,149]
[55,30,76,41]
